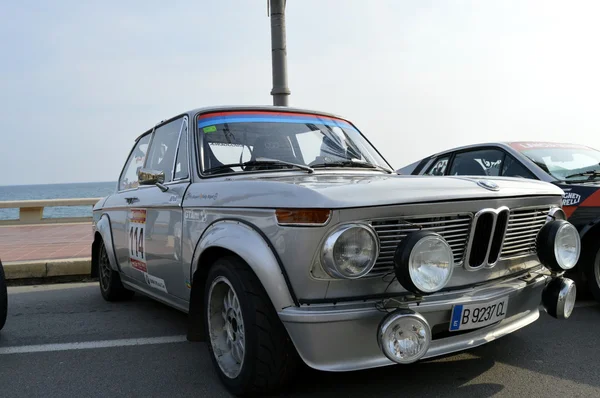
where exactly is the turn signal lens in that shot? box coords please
[275,209,331,225]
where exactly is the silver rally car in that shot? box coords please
[91,105,581,396]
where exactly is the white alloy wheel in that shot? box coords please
[207,275,246,379]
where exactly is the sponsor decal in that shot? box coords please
[184,209,207,222]
[127,208,168,294]
[203,125,217,133]
[144,273,168,293]
[563,192,581,206]
[510,142,590,151]
[187,192,219,200]
[185,278,192,289]
[128,209,147,272]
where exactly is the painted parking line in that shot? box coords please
[0,335,188,355]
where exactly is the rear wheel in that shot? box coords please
[98,241,134,302]
[0,260,7,330]
[203,256,299,396]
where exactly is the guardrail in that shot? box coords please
[0,198,101,226]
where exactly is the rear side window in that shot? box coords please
[425,157,450,175]
[449,149,505,176]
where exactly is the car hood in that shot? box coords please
[184,173,564,209]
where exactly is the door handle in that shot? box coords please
[125,197,139,204]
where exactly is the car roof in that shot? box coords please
[135,105,352,141]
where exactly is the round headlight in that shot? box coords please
[536,220,581,272]
[321,224,379,279]
[394,231,454,294]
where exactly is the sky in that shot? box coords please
[2,0,600,185]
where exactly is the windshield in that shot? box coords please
[513,143,600,180]
[196,110,391,174]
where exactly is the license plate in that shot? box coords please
[449,296,509,331]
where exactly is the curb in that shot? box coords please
[3,257,91,280]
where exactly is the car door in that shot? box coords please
[129,115,191,301]
[102,132,153,281]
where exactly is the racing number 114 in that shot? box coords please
[129,226,144,259]
[128,209,147,272]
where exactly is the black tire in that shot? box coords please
[203,256,299,396]
[582,245,600,302]
[97,241,135,302]
[0,260,7,331]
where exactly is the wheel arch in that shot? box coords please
[186,219,298,342]
[92,214,120,277]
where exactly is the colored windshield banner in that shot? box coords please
[510,142,593,151]
[197,111,356,130]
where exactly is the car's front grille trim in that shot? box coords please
[500,206,551,259]
[368,205,553,276]
[370,213,473,275]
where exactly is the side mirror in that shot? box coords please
[138,168,165,185]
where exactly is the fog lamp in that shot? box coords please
[377,309,431,364]
[542,277,576,320]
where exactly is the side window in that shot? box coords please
[145,117,185,182]
[449,149,505,176]
[174,118,189,180]
[425,157,450,175]
[501,154,536,179]
[119,134,152,191]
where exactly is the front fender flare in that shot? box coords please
[95,214,120,272]
[191,219,298,311]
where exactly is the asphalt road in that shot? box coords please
[1,282,599,398]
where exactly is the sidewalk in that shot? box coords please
[0,223,92,263]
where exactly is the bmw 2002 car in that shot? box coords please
[400,141,600,302]
[92,108,580,396]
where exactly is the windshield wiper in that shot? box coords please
[204,157,314,175]
[311,160,393,173]
[564,169,600,180]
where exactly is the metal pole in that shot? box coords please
[269,0,290,106]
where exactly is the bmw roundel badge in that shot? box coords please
[477,180,500,191]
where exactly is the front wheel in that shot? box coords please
[203,256,299,396]
[583,245,600,302]
[0,260,7,331]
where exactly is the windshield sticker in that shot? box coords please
[128,209,147,273]
[510,142,590,151]
[203,125,217,133]
[197,111,356,131]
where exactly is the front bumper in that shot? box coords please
[279,271,553,372]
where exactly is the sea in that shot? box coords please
[0,182,117,221]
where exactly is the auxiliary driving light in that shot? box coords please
[393,231,454,295]
[377,309,432,364]
[542,277,577,320]
[536,220,581,272]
